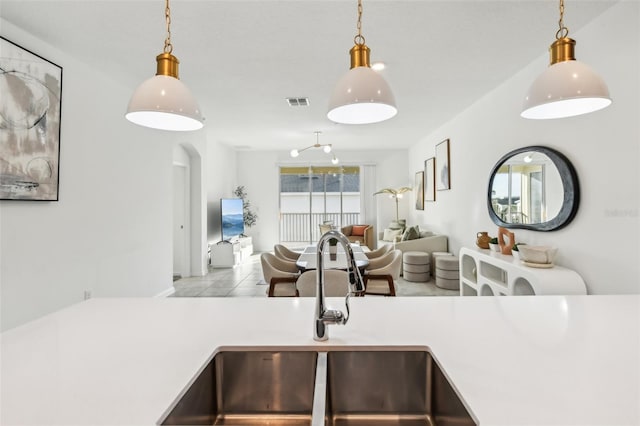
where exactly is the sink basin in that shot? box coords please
[159,349,476,426]
[324,350,476,426]
[161,350,318,425]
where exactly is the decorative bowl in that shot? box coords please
[518,246,557,264]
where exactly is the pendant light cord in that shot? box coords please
[354,0,365,46]
[556,0,569,39]
[164,0,173,54]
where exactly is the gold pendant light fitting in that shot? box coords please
[350,39,371,69]
[350,1,371,69]
[156,53,180,79]
[549,37,575,65]
[156,1,180,79]
[549,0,576,65]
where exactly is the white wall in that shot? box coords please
[236,149,408,252]
[0,20,208,331]
[406,2,639,295]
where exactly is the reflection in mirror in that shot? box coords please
[487,146,579,232]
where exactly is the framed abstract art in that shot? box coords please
[415,171,424,210]
[0,36,63,201]
[424,157,435,201]
[436,139,450,191]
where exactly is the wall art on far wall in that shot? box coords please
[415,171,424,210]
[436,138,450,191]
[424,157,435,201]
[0,36,63,201]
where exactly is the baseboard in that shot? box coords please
[155,287,175,298]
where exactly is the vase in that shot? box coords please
[476,232,491,249]
[329,245,337,261]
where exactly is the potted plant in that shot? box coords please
[512,243,524,261]
[373,187,412,225]
[488,237,500,252]
[232,185,258,234]
[328,237,338,260]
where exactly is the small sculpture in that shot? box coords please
[498,227,515,255]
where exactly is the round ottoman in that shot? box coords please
[431,251,453,275]
[402,251,430,282]
[435,255,460,290]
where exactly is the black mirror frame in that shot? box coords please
[487,146,580,232]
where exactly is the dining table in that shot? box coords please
[295,244,369,272]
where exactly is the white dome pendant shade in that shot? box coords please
[328,65,397,125]
[521,1,611,120]
[126,53,204,131]
[327,0,397,125]
[521,58,611,119]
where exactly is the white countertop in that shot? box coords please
[1,295,639,425]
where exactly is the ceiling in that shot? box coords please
[1,0,617,152]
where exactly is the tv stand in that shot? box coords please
[210,236,253,268]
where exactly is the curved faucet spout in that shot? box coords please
[314,230,364,341]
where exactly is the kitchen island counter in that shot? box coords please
[1,295,638,425]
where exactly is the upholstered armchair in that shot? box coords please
[363,249,403,296]
[296,270,352,297]
[364,244,392,259]
[273,244,301,262]
[341,224,375,250]
[260,253,300,297]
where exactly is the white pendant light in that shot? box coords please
[126,0,204,131]
[328,0,397,125]
[521,0,611,120]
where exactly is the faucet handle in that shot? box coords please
[322,309,345,325]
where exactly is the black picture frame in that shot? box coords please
[0,36,63,201]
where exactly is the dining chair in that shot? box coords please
[318,224,333,236]
[273,244,302,262]
[297,270,351,297]
[260,252,300,297]
[364,244,392,260]
[363,249,403,296]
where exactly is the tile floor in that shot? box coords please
[171,253,459,298]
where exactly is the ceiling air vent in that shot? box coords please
[286,97,310,107]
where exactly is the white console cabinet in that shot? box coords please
[459,247,587,296]
[210,237,253,268]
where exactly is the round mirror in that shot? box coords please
[487,146,579,231]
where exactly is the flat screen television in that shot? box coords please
[220,198,245,241]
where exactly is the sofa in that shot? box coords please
[341,225,375,250]
[378,229,448,274]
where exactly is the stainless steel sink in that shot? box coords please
[159,349,476,426]
[161,350,318,425]
[324,350,476,426]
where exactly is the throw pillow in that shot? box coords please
[383,228,402,242]
[351,225,368,237]
[401,226,420,241]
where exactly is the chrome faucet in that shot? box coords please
[314,230,365,341]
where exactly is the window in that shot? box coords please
[279,166,360,244]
